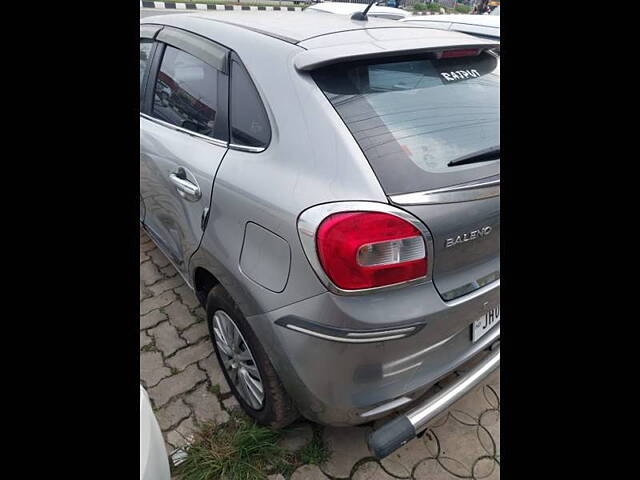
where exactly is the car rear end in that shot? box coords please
[251,27,500,456]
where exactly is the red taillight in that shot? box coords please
[316,212,427,290]
[440,49,481,59]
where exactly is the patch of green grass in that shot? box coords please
[297,429,330,466]
[175,414,298,480]
[454,4,472,14]
[175,415,331,480]
[208,384,221,395]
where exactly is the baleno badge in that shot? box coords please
[446,226,492,248]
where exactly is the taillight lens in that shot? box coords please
[316,212,427,290]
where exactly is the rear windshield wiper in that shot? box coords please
[447,147,500,167]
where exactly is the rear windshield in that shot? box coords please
[312,52,500,195]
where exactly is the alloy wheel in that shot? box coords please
[212,310,264,410]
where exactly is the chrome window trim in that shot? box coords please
[297,201,434,296]
[389,178,500,206]
[228,143,266,153]
[140,113,229,149]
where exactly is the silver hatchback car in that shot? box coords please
[140,11,500,458]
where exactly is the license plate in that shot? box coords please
[472,305,500,342]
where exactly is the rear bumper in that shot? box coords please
[368,347,500,458]
[248,278,499,425]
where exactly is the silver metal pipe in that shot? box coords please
[367,347,500,459]
[408,348,500,432]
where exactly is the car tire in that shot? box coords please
[205,285,298,429]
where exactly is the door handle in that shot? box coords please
[169,172,201,202]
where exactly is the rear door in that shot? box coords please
[140,26,230,276]
[311,49,500,301]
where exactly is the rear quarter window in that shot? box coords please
[229,60,271,150]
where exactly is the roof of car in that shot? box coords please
[141,12,499,71]
[141,10,426,44]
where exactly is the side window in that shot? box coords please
[152,45,219,139]
[140,39,153,94]
[230,60,271,149]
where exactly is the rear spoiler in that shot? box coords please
[294,38,500,71]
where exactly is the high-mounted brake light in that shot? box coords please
[315,212,427,290]
[438,49,482,59]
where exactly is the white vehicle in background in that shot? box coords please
[400,13,500,41]
[140,386,171,480]
[305,1,411,20]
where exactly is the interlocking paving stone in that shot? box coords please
[151,321,187,357]
[140,309,168,330]
[174,284,201,309]
[148,364,207,408]
[476,458,500,480]
[140,290,177,316]
[181,321,209,344]
[161,264,179,278]
[149,248,171,268]
[380,435,431,478]
[485,370,500,405]
[431,416,489,477]
[472,456,499,479]
[149,276,185,296]
[352,461,397,480]
[192,305,206,321]
[290,464,329,480]
[184,383,230,426]
[140,330,152,350]
[198,353,231,394]
[479,410,500,457]
[167,341,213,371]
[321,426,372,478]
[140,351,172,388]
[140,282,152,301]
[278,423,313,452]
[164,301,199,330]
[166,416,198,449]
[222,396,240,411]
[140,260,164,286]
[156,399,192,432]
[413,458,462,480]
[141,240,157,253]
